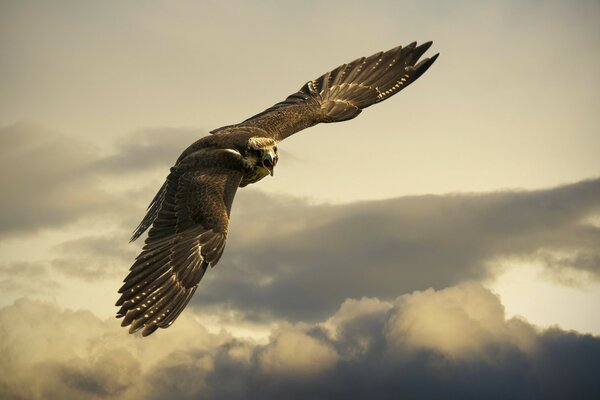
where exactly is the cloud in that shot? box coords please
[2,120,598,331]
[90,127,201,174]
[191,178,600,322]
[257,328,339,377]
[51,233,139,281]
[384,282,536,358]
[2,283,600,400]
[0,261,60,298]
[0,122,199,237]
[0,298,227,400]
[0,122,107,236]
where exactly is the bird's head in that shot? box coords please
[244,137,279,176]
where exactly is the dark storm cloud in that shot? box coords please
[0,122,199,236]
[192,178,600,322]
[2,285,599,400]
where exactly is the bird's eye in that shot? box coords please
[254,149,263,157]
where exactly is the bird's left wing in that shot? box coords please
[211,41,438,142]
[116,149,244,336]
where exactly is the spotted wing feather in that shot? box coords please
[117,149,243,336]
[211,41,438,141]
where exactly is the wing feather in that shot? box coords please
[117,149,244,335]
[210,41,438,141]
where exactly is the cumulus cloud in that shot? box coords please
[384,282,536,358]
[257,328,339,377]
[0,298,228,400]
[2,283,599,400]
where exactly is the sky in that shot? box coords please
[1,0,599,399]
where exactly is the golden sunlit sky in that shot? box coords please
[1,1,599,399]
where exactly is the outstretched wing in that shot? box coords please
[211,41,438,141]
[117,149,244,336]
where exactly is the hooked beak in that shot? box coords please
[262,151,278,176]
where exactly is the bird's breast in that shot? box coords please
[240,166,269,187]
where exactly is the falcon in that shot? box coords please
[116,41,439,335]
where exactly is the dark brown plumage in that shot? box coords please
[117,41,439,335]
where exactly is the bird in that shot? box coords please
[116,41,439,336]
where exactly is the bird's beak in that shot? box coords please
[262,151,278,176]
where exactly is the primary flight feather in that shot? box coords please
[116,41,439,336]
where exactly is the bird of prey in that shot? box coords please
[116,41,439,336]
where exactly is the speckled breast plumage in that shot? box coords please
[240,165,270,187]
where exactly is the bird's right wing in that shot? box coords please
[117,148,244,336]
[211,41,438,142]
